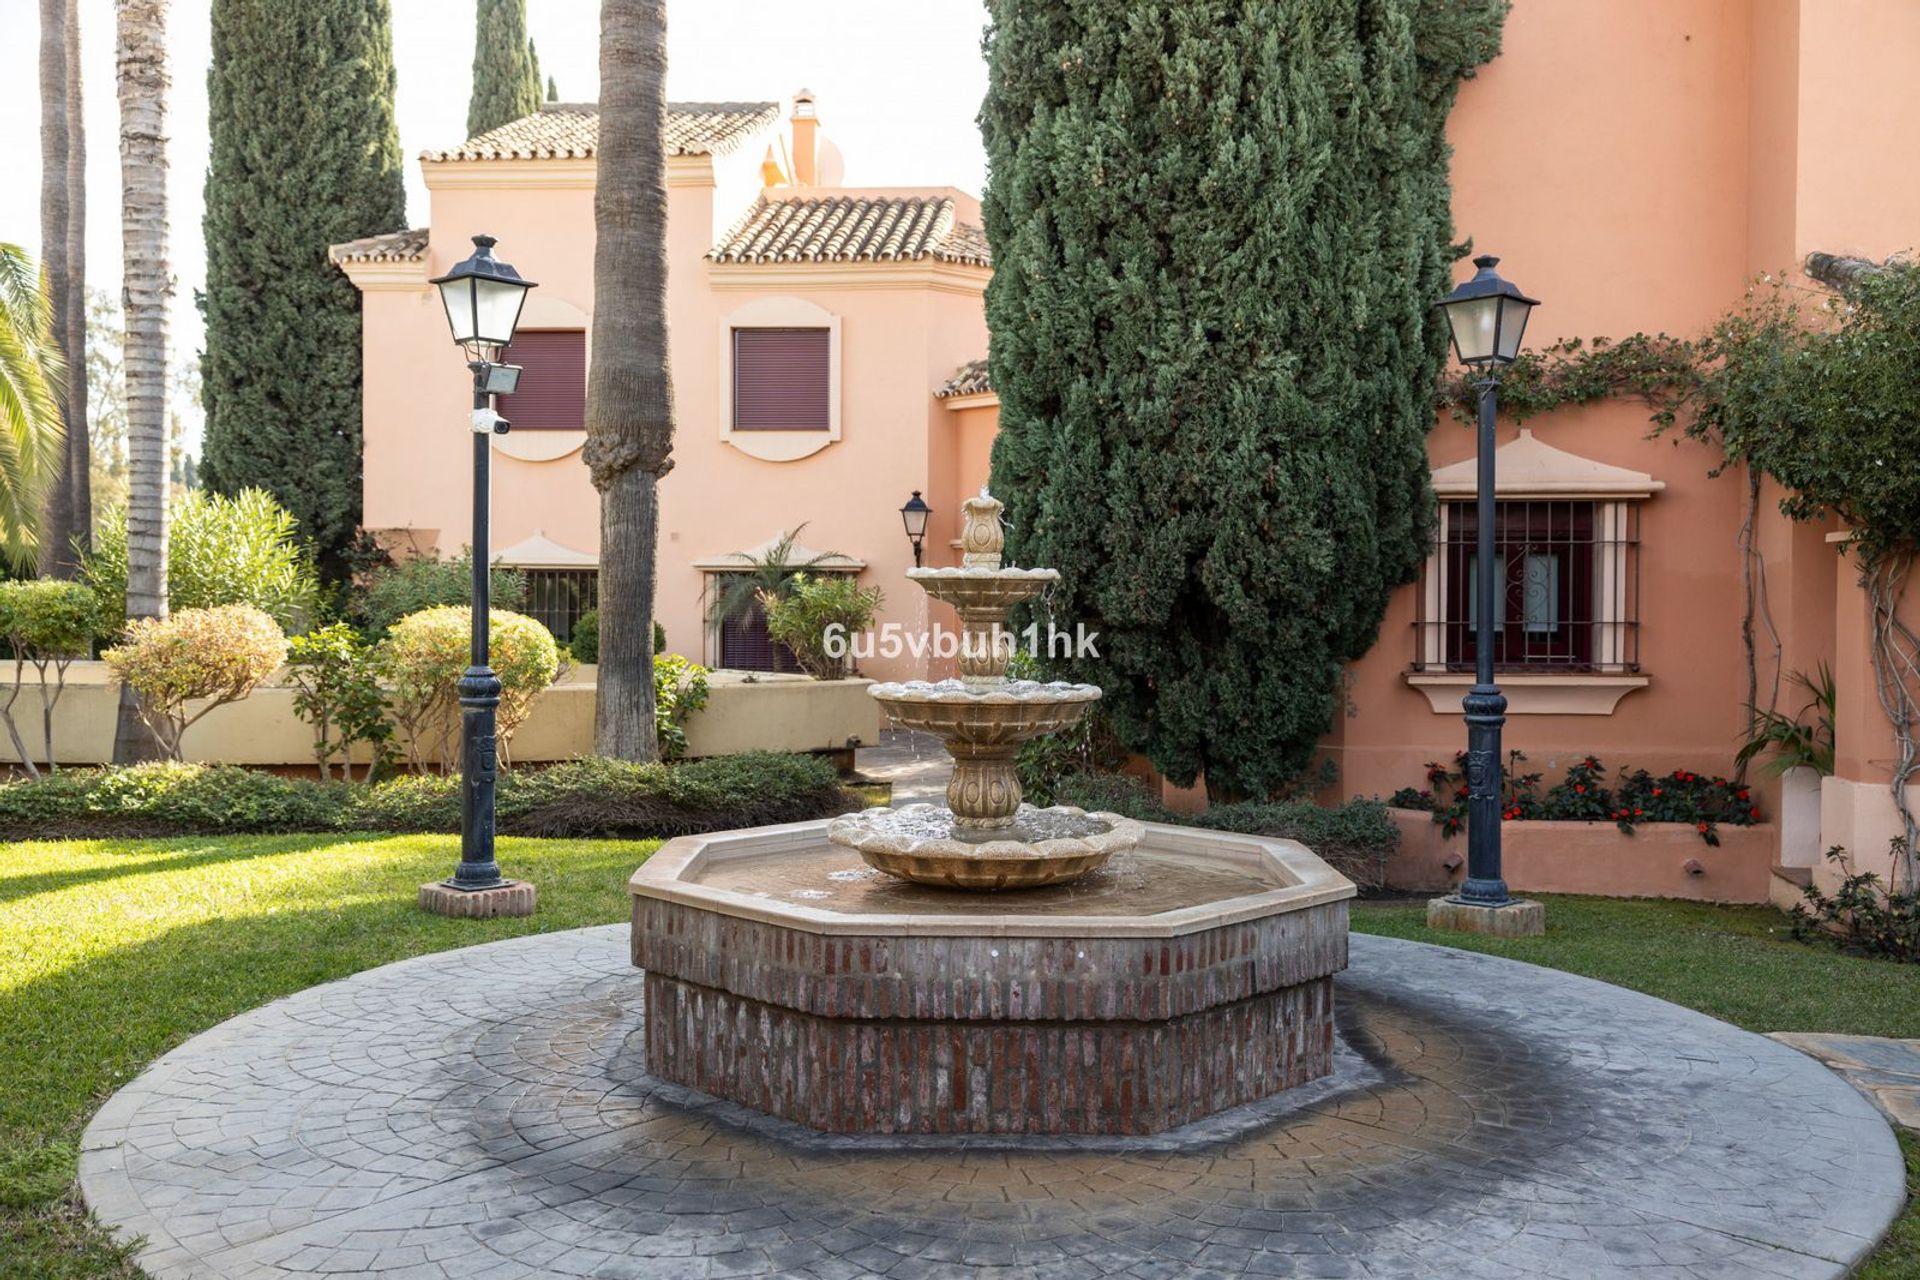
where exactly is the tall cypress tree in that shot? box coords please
[200,0,404,577]
[469,0,542,137]
[983,0,1507,797]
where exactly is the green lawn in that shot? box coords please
[0,841,1914,1278]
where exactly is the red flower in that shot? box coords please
[1574,784,1586,794]
[1737,790,1750,801]
[1697,822,1709,833]
[1634,809,1644,817]
[1749,807,1761,820]
[1652,787,1663,797]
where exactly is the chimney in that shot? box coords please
[790,88,818,186]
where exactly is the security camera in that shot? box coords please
[470,407,511,435]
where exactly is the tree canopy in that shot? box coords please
[983,0,1507,797]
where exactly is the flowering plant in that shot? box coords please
[104,605,289,760]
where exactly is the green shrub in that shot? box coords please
[1791,845,1920,962]
[0,579,97,777]
[568,611,666,666]
[103,605,289,760]
[0,762,343,838]
[654,653,710,760]
[84,488,321,637]
[349,551,527,638]
[569,608,599,663]
[341,751,860,838]
[760,572,883,679]
[376,606,558,771]
[286,622,391,782]
[1190,797,1399,890]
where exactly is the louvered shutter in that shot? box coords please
[732,327,830,431]
[505,330,586,430]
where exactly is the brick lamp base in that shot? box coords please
[419,880,537,919]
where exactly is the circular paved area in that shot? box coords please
[80,927,1904,1280]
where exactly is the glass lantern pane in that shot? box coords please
[475,279,529,346]
[437,279,477,344]
[1445,296,1499,363]
[1495,295,1532,362]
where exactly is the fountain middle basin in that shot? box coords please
[629,819,1355,1135]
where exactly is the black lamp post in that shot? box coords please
[1435,255,1538,910]
[427,234,536,893]
[900,491,932,568]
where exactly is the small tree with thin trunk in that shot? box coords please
[0,579,96,777]
[104,604,288,760]
[585,0,673,761]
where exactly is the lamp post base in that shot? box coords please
[1426,894,1545,938]
[418,879,537,919]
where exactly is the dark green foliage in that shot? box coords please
[347,551,527,637]
[468,0,542,137]
[565,609,668,666]
[569,608,599,663]
[1791,847,1920,962]
[344,752,861,838]
[0,763,345,838]
[0,754,860,840]
[200,0,406,578]
[1046,770,1399,887]
[982,0,1506,797]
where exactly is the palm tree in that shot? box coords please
[38,0,73,572]
[62,0,90,563]
[0,245,66,570]
[584,0,674,760]
[703,524,845,629]
[114,0,169,762]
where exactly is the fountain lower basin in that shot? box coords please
[629,819,1355,1135]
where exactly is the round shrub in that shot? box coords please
[569,608,599,664]
[103,605,289,759]
[377,606,559,771]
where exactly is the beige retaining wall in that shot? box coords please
[0,662,882,771]
[1385,808,1778,904]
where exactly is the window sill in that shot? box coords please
[1405,672,1649,716]
[495,429,585,463]
[724,430,836,462]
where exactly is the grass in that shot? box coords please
[0,832,648,1278]
[0,844,1914,1277]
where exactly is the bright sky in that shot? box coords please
[0,0,992,453]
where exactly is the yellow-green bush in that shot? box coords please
[377,606,559,771]
[103,604,288,759]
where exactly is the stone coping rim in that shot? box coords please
[627,818,1357,937]
[906,566,1059,580]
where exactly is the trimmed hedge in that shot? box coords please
[0,754,862,842]
[1052,769,1399,889]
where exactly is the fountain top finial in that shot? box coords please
[960,490,1006,569]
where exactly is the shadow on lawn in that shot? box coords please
[0,840,640,1147]
[0,834,384,909]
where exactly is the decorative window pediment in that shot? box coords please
[1429,428,1665,500]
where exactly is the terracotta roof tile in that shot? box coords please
[328,228,429,264]
[710,195,992,266]
[936,358,993,399]
[425,101,780,162]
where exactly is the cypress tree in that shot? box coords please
[468,0,542,137]
[200,0,404,578]
[983,0,1507,797]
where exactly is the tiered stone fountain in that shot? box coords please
[629,493,1355,1135]
[826,490,1144,890]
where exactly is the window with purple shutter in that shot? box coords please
[732,327,831,431]
[504,330,586,429]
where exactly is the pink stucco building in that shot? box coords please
[337,0,1920,902]
[332,93,994,682]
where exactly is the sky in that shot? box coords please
[0,0,993,453]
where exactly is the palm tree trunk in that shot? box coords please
[585,0,674,761]
[63,0,90,561]
[38,0,73,576]
[113,0,170,763]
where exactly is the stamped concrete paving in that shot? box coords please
[80,928,1905,1280]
